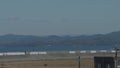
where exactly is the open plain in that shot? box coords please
[0,50,117,68]
[0,59,79,68]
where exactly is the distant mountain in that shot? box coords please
[0,31,120,47]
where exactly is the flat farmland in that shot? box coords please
[0,59,80,68]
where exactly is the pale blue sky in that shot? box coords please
[0,0,120,36]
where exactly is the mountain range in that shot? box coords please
[0,31,120,47]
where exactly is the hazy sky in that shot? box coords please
[0,0,120,36]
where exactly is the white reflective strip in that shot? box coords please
[111,50,115,53]
[4,52,25,55]
[30,52,39,55]
[90,51,96,53]
[80,51,86,53]
[69,51,76,54]
[100,50,107,52]
[0,53,3,56]
[30,52,47,55]
[38,52,47,54]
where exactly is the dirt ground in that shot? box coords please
[0,59,80,68]
[0,58,94,68]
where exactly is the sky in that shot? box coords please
[0,0,120,36]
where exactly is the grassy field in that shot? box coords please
[0,58,94,68]
[0,59,79,68]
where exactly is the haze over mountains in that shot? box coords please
[0,31,120,47]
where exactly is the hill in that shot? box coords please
[0,31,120,47]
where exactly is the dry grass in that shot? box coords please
[0,58,94,68]
[80,58,94,68]
[0,59,79,68]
